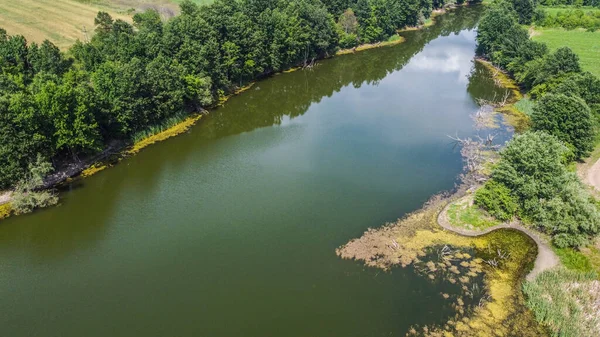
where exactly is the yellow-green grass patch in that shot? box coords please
[128,113,202,155]
[0,202,13,220]
[447,198,502,231]
[0,0,132,49]
[540,6,600,16]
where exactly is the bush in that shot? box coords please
[339,33,359,48]
[474,180,519,221]
[554,247,594,272]
[491,132,600,247]
[532,93,594,159]
[10,154,58,215]
[514,97,535,116]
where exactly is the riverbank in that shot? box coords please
[0,5,478,222]
[336,50,558,335]
[438,195,559,281]
[337,191,546,336]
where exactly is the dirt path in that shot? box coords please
[0,191,11,205]
[438,200,559,281]
[586,158,600,192]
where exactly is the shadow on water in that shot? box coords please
[0,5,513,337]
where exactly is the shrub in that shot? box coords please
[554,247,594,272]
[11,154,58,215]
[491,132,600,247]
[474,180,519,221]
[532,94,594,159]
[514,97,535,116]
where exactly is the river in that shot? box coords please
[0,6,512,337]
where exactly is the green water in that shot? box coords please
[0,6,511,337]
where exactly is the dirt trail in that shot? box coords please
[0,191,11,205]
[438,200,559,281]
[586,158,600,192]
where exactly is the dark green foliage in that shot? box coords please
[538,8,600,31]
[476,1,600,248]
[476,4,518,58]
[0,0,441,188]
[511,0,534,24]
[491,132,600,248]
[11,154,58,215]
[474,180,519,221]
[551,72,600,113]
[532,94,594,159]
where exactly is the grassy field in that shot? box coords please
[532,28,600,77]
[446,197,501,231]
[541,5,600,16]
[0,0,213,50]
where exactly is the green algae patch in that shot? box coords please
[336,36,406,56]
[218,82,256,106]
[80,163,110,179]
[127,114,202,155]
[337,194,546,336]
[475,59,521,101]
[498,104,531,133]
[0,202,13,220]
[475,59,531,133]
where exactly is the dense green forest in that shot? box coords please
[0,0,481,189]
[475,0,600,247]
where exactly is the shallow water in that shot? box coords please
[0,6,512,337]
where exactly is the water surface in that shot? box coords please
[0,6,510,337]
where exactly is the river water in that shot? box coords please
[0,6,511,337]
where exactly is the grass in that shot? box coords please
[523,268,600,337]
[0,0,134,49]
[0,0,216,50]
[128,112,202,155]
[532,28,600,77]
[541,6,600,16]
[514,97,535,116]
[447,198,501,230]
[554,247,594,273]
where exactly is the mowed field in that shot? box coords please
[0,0,213,50]
[0,0,133,49]
[532,28,600,77]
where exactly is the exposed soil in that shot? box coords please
[0,191,11,205]
[585,157,600,193]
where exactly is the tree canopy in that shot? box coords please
[1,0,474,189]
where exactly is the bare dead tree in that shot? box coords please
[448,134,501,188]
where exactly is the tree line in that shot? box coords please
[474,0,600,247]
[0,0,483,190]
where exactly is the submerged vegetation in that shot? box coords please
[338,194,545,336]
[341,1,600,334]
[467,0,600,335]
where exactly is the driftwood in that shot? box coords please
[41,144,121,189]
[448,134,501,188]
